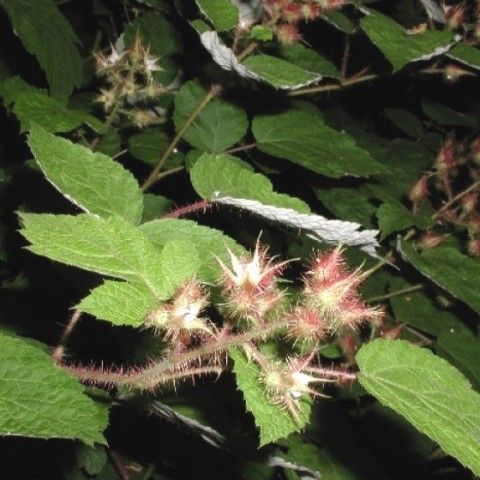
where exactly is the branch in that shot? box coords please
[141,84,222,191]
[61,318,289,390]
[287,73,379,97]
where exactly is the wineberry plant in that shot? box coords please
[0,0,480,479]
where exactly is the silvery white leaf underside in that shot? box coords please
[213,193,380,257]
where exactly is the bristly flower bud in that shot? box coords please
[416,231,445,250]
[283,2,303,22]
[251,347,355,423]
[145,280,214,343]
[443,64,475,83]
[408,175,429,212]
[302,3,321,19]
[217,239,290,323]
[468,237,480,256]
[443,2,466,30]
[286,305,327,344]
[275,23,302,45]
[256,352,327,423]
[470,138,480,165]
[405,23,428,35]
[461,192,478,216]
[303,246,381,333]
[435,137,456,172]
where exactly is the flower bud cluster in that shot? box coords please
[409,135,480,256]
[94,34,167,128]
[139,241,374,418]
[260,0,344,45]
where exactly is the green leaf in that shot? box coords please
[28,126,143,224]
[0,80,105,133]
[142,193,172,222]
[357,339,480,476]
[128,129,184,167]
[75,445,108,476]
[278,44,339,78]
[96,129,121,157]
[78,280,158,327]
[242,55,319,88]
[376,202,417,239]
[360,10,455,71]
[19,213,175,299]
[437,331,480,387]
[173,80,248,152]
[321,10,356,33]
[230,348,311,446]
[0,333,107,444]
[140,218,245,283]
[282,436,358,480]
[447,43,480,70]
[250,25,274,42]
[422,98,479,128]
[384,108,422,138]
[389,277,471,337]
[158,240,202,297]
[253,108,384,178]
[399,241,480,315]
[0,0,83,98]
[190,153,310,212]
[314,185,376,227]
[124,12,183,84]
[196,0,238,31]
[0,76,47,105]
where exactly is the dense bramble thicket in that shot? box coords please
[1,0,480,479]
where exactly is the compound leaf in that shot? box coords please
[19,213,199,300]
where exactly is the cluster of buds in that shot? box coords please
[216,240,290,324]
[260,0,344,45]
[94,34,167,128]
[409,135,480,256]
[145,280,215,348]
